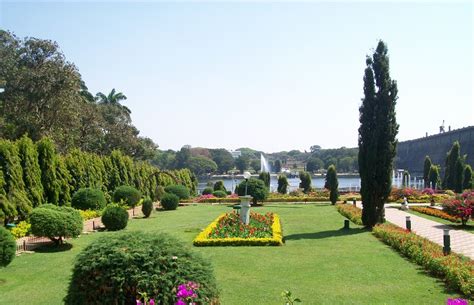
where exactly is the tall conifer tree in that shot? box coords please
[423,156,432,188]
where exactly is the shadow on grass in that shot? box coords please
[284,227,367,241]
[34,243,73,253]
[0,279,6,285]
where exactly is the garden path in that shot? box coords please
[356,203,474,259]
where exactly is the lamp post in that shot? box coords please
[239,171,252,225]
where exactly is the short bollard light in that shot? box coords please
[352,198,356,206]
[405,216,411,232]
[443,229,451,255]
[344,219,350,230]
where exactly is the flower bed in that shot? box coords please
[335,203,363,225]
[193,212,283,246]
[442,191,474,225]
[373,223,474,299]
[410,206,460,223]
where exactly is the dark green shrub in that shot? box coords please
[71,188,106,211]
[113,185,141,207]
[141,198,153,218]
[236,178,268,205]
[161,193,179,210]
[299,171,312,193]
[164,184,190,200]
[277,175,289,194]
[155,185,165,200]
[101,204,129,231]
[213,181,226,192]
[64,232,219,305]
[30,204,83,245]
[325,165,339,205]
[202,187,213,195]
[0,226,16,267]
[258,172,270,188]
[212,190,227,198]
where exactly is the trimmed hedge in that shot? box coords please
[373,223,473,299]
[101,204,129,231]
[141,197,153,218]
[161,193,179,210]
[65,232,219,305]
[113,185,141,207]
[30,204,83,245]
[0,226,16,267]
[193,213,283,247]
[164,184,190,200]
[202,187,213,195]
[335,203,363,225]
[212,190,227,198]
[71,188,106,211]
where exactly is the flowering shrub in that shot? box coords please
[373,223,474,299]
[335,203,363,225]
[422,188,435,195]
[447,298,469,305]
[410,206,460,223]
[443,192,474,225]
[193,212,283,246]
[176,281,199,305]
[10,221,31,239]
[79,209,101,221]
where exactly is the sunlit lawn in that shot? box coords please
[0,204,462,304]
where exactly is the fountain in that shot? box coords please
[260,154,271,173]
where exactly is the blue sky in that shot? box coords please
[1,1,472,152]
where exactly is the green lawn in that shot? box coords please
[406,209,474,233]
[0,204,463,304]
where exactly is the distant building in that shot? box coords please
[230,150,242,159]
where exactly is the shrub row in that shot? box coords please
[193,213,283,246]
[335,203,363,225]
[410,206,460,223]
[373,223,474,299]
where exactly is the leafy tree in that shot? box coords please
[423,156,432,188]
[299,171,312,194]
[310,145,322,153]
[250,159,260,172]
[175,147,191,169]
[16,135,43,207]
[325,165,339,205]
[235,155,250,173]
[463,165,473,190]
[274,160,282,173]
[306,157,324,172]
[258,172,271,188]
[428,165,441,189]
[236,178,268,205]
[338,157,354,173]
[187,156,217,176]
[95,89,130,114]
[213,181,226,192]
[209,149,234,174]
[358,40,399,228]
[277,175,289,194]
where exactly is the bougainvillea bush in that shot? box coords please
[443,191,474,225]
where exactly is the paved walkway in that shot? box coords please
[355,203,474,259]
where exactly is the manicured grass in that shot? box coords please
[406,209,474,233]
[0,204,463,304]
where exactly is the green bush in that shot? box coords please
[64,232,219,305]
[155,185,165,200]
[202,187,214,195]
[236,178,268,205]
[161,193,179,210]
[213,181,226,192]
[299,171,312,194]
[71,188,106,211]
[30,204,83,245]
[101,204,129,231]
[212,190,227,198]
[0,226,16,267]
[164,184,190,200]
[141,198,153,218]
[113,185,141,207]
[10,220,31,239]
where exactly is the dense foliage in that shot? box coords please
[298,171,312,194]
[212,190,227,198]
[442,191,473,226]
[258,172,271,188]
[71,188,106,211]
[428,165,441,189]
[358,40,399,228]
[277,175,289,194]
[236,178,268,205]
[113,185,141,207]
[213,181,226,192]
[202,187,213,195]
[160,193,179,210]
[141,197,153,218]
[0,226,16,267]
[443,141,465,193]
[423,156,432,188]
[164,184,190,200]
[101,204,129,231]
[325,165,339,205]
[30,204,83,245]
[65,232,219,305]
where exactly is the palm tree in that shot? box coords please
[95,89,131,114]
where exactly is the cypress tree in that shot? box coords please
[56,156,72,204]
[428,165,440,190]
[443,141,461,190]
[277,175,289,194]
[0,139,32,220]
[453,158,464,193]
[65,149,87,194]
[358,40,399,228]
[17,135,44,207]
[423,156,432,188]
[325,165,339,205]
[37,137,60,205]
[299,171,312,194]
[258,172,271,188]
[0,167,16,224]
[463,165,473,190]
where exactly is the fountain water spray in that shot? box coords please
[260,154,271,173]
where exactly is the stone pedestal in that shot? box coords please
[239,195,252,225]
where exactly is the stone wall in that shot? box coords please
[396,126,474,175]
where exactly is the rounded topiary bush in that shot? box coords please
[64,232,219,305]
[30,204,83,245]
[71,188,106,211]
[141,198,153,218]
[212,190,227,198]
[202,187,213,195]
[160,193,179,210]
[113,185,141,207]
[0,226,16,267]
[101,204,129,231]
[164,185,190,200]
